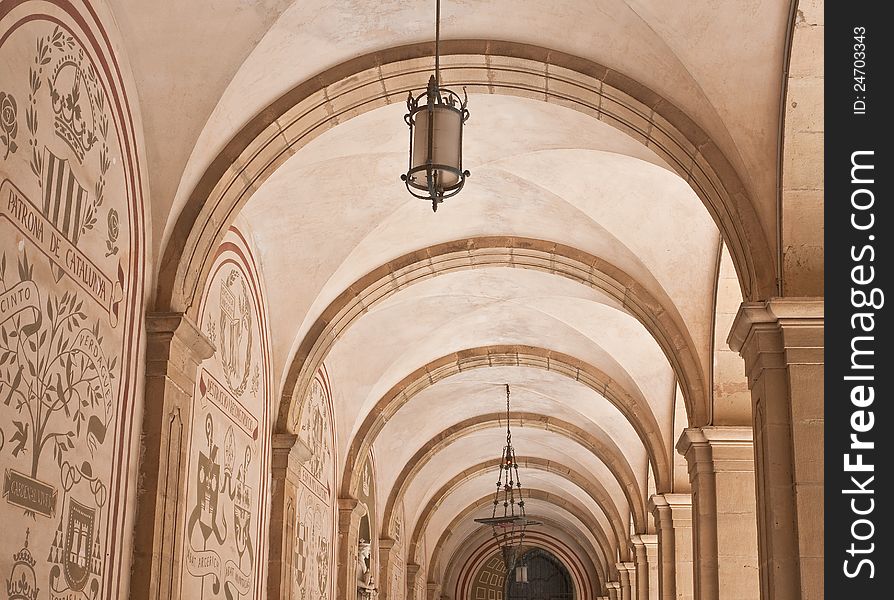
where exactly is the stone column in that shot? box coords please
[616,562,636,600]
[606,581,621,600]
[267,433,313,600]
[648,493,693,600]
[130,313,214,600]
[337,498,368,600]
[425,581,441,600]
[406,563,422,600]
[631,534,658,600]
[378,537,400,600]
[677,427,759,600]
[728,299,823,600]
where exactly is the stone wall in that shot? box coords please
[0,2,146,598]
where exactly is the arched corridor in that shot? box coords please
[0,1,824,600]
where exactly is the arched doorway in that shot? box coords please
[507,548,574,600]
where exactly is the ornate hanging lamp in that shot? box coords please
[474,385,540,571]
[401,0,470,212]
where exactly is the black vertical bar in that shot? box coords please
[826,0,891,594]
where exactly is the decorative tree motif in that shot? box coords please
[0,251,115,490]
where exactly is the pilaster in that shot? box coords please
[631,534,658,600]
[406,563,422,600]
[267,433,313,600]
[378,537,400,600]
[606,581,621,600]
[337,497,369,599]
[677,427,759,600]
[648,493,693,600]
[131,313,213,600]
[729,298,824,600]
[616,561,636,600]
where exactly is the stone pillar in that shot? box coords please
[406,563,422,600]
[378,537,400,600]
[426,581,441,600]
[648,493,694,600]
[617,562,636,600]
[337,498,368,600]
[729,299,823,600]
[267,433,313,600]
[606,581,621,600]
[130,313,214,600]
[677,427,759,600]
[631,534,658,600]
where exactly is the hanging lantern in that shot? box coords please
[474,385,540,571]
[401,0,470,212]
[515,563,529,584]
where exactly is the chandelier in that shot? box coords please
[474,385,539,571]
[401,0,470,212]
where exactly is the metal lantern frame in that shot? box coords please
[400,0,470,212]
[474,385,540,571]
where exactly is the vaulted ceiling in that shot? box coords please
[109,0,788,589]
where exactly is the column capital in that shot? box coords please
[649,493,692,532]
[676,426,754,475]
[631,533,658,547]
[406,563,422,577]
[379,536,399,552]
[616,562,634,580]
[338,496,369,519]
[271,433,313,479]
[727,298,824,385]
[648,493,692,512]
[146,312,214,359]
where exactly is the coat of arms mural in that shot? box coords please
[182,229,269,599]
[1,9,144,600]
[292,369,335,600]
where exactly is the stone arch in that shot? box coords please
[286,237,705,440]
[344,344,670,502]
[374,412,647,535]
[432,492,608,596]
[155,38,774,344]
[404,456,627,564]
[450,528,599,600]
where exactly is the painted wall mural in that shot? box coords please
[181,227,271,600]
[386,501,406,600]
[0,2,146,599]
[292,367,336,600]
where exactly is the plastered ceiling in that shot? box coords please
[109,0,770,584]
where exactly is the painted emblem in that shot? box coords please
[294,517,307,587]
[5,529,39,600]
[317,535,329,597]
[62,498,95,590]
[218,269,252,395]
[303,378,330,482]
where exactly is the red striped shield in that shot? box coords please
[41,147,89,282]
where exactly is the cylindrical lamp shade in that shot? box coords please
[402,75,469,210]
[410,104,462,189]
